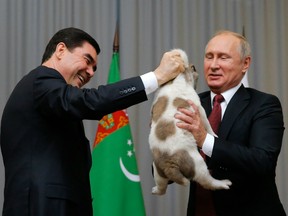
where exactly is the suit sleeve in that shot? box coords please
[33,69,148,120]
[210,94,284,177]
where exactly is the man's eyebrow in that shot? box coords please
[84,53,94,63]
[84,53,97,71]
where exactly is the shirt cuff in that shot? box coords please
[201,133,215,157]
[140,71,158,95]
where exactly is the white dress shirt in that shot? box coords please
[140,72,159,95]
[201,82,242,157]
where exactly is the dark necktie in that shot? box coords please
[208,94,225,134]
[195,94,224,216]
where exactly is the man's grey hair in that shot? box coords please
[207,30,251,60]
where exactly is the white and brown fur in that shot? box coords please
[149,49,232,195]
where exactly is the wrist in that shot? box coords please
[153,69,166,86]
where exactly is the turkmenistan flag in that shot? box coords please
[90,50,146,216]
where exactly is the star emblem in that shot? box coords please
[126,139,135,157]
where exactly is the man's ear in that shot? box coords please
[55,42,67,60]
[242,56,251,73]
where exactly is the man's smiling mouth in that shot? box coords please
[77,74,85,84]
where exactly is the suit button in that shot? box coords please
[219,166,228,171]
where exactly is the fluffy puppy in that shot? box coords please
[149,49,232,195]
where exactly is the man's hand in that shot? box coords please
[154,50,185,86]
[174,100,207,148]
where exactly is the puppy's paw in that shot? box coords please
[205,179,232,190]
[179,178,190,186]
[221,179,232,189]
[152,186,166,195]
[212,179,232,190]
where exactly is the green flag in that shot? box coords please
[90,51,146,216]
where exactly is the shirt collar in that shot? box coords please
[210,82,242,105]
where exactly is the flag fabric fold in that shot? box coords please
[90,51,146,216]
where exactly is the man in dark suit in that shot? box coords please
[175,30,286,215]
[0,27,184,216]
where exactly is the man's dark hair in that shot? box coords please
[41,27,101,63]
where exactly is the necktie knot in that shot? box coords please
[214,94,224,104]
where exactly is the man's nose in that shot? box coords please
[86,66,95,78]
[210,58,220,70]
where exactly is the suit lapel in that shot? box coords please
[200,92,212,116]
[218,85,250,138]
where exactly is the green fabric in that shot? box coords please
[90,52,146,216]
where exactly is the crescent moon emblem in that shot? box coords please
[119,157,140,182]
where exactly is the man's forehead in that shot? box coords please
[82,41,97,56]
[206,35,239,52]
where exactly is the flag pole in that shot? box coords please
[90,20,146,215]
[242,25,246,38]
[113,23,119,53]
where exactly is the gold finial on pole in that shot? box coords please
[113,23,119,53]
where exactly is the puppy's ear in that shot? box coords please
[190,64,199,89]
[191,64,197,72]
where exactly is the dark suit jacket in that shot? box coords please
[0,66,148,216]
[187,85,286,216]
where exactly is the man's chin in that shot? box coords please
[70,82,82,88]
[208,83,223,93]
[208,83,220,89]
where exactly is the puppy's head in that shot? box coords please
[171,49,199,89]
[171,49,189,69]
